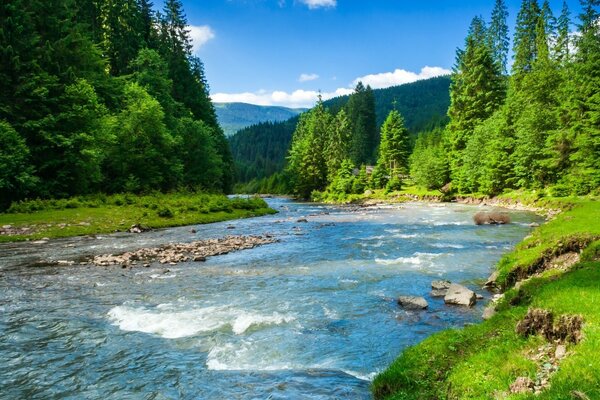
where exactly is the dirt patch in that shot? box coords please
[516,308,583,344]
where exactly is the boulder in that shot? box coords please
[128,224,150,234]
[431,280,451,290]
[430,280,452,297]
[484,271,499,288]
[444,283,477,307]
[397,296,428,310]
[297,218,308,223]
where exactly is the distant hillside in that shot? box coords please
[230,75,451,182]
[214,102,306,136]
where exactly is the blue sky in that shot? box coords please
[156,0,582,107]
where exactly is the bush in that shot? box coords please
[157,207,174,218]
[385,176,403,193]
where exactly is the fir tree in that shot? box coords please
[376,110,411,185]
[513,0,542,76]
[554,1,571,64]
[488,0,510,74]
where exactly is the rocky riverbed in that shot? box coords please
[90,234,277,267]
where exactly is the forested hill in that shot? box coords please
[0,0,233,209]
[214,103,306,136]
[230,76,451,183]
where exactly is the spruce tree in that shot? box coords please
[346,82,378,165]
[376,110,411,182]
[488,0,510,74]
[325,109,352,183]
[513,0,542,76]
[554,1,571,64]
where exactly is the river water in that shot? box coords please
[0,199,540,399]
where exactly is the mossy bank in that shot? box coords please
[372,196,600,399]
[0,193,276,243]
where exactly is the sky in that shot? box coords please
[155,0,583,108]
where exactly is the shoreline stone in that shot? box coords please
[444,283,477,307]
[89,235,277,267]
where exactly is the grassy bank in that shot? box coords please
[0,193,276,243]
[372,196,600,399]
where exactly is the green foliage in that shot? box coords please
[346,82,378,165]
[409,128,449,190]
[375,110,410,187]
[0,0,233,209]
[0,121,37,208]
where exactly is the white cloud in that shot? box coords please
[299,0,336,9]
[299,73,319,82]
[352,66,451,89]
[213,66,450,108]
[212,88,352,108]
[188,25,215,53]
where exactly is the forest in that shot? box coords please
[274,0,599,200]
[230,76,451,190]
[0,0,233,210]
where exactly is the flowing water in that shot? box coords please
[0,199,541,399]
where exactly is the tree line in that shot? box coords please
[412,0,599,196]
[286,0,599,198]
[0,0,233,210]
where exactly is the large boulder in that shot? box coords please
[430,280,451,297]
[397,296,428,310]
[444,283,477,307]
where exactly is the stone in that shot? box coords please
[128,224,150,234]
[510,377,534,394]
[554,344,566,359]
[444,283,477,307]
[484,271,499,288]
[297,218,308,223]
[529,222,540,227]
[397,296,428,310]
[190,229,197,233]
[2,224,12,229]
[476,293,484,299]
[431,280,451,290]
[430,289,447,297]
[482,305,496,320]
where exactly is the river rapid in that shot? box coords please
[0,199,541,399]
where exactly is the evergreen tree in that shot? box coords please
[410,128,449,191]
[287,97,332,198]
[376,110,411,186]
[0,121,37,208]
[488,0,510,74]
[325,109,352,182]
[554,1,572,64]
[446,17,506,191]
[346,82,378,165]
[513,0,542,76]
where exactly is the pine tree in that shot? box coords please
[541,0,557,45]
[513,0,542,76]
[446,17,506,191]
[376,110,411,184]
[554,1,571,64]
[488,0,510,74]
[346,82,378,165]
[325,109,352,182]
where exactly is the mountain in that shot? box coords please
[214,103,307,136]
[230,76,451,183]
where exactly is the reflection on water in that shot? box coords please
[0,199,541,399]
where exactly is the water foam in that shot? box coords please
[107,304,295,338]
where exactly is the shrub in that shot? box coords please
[157,207,174,218]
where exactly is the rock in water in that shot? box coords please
[397,296,428,310]
[431,280,451,297]
[444,283,477,307]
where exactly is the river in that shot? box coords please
[0,199,540,399]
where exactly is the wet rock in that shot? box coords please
[484,271,499,288]
[397,296,428,310]
[32,240,48,245]
[473,211,511,225]
[529,222,540,227]
[444,283,477,307]
[432,280,451,290]
[227,225,235,229]
[476,293,484,299]
[430,289,448,297]
[128,224,150,234]
[297,218,308,223]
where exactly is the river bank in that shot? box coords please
[0,192,276,243]
[372,196,600,399]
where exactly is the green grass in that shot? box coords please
[0,193,276,242]
[372,196,600,400]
